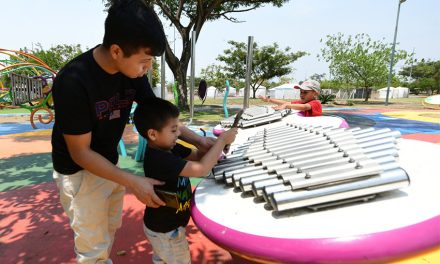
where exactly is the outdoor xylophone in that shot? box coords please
[212,124,409,213]
[221,105,291,128]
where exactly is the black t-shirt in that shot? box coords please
[143,143,193,233]
[51,47,154,174]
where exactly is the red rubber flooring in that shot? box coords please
[1,108,439,263]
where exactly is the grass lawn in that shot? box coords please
[0,107,30,114]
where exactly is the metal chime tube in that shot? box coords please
[271,168,409,212]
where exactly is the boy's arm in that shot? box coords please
[179,128,238,177]
[273,102,311,111]
[184,148,204,161]
[178,125,216,153]
[259,95,286,106]
[63,133,165,207]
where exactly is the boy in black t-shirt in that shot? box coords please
[51,1,216,263]
[133,98,238,263]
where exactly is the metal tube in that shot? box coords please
[283,146,345,164]
[274,142,340,159]
[160,54,166,99]
[295,155,361,172]
[386,0,406,105]
[287,160,382,190]
[213,162,255,175]
[268,138,334,153]
[356,131,401,144]
[243,36,253,109]
[239,173,278,192]
[272,168,409,211]
[231,169,269,185]
[189,30,196,124]
[288,149,360,169]
[214,159,250,171]
[263,184,292,204]
[252,178,284,197]
[264,163,291,173]
[240,115,283,127]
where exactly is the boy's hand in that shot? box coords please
[259,95,269,102]
[273,103,287,110]
[197,136,216,153]
[219,127,238,145]
[129,176,165,207]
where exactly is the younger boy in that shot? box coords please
[259,79,322,116]
[133,97,238,264]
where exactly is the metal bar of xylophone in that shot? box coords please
[212,124,409,212]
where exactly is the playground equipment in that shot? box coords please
[193,125,439,263]
[221,106,290,128]
[423,94,440,110]
[0,48,56,128]
[198,79,207,104]
[223,80,231,118]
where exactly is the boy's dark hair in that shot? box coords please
[103,0,166,57]
[133,97,180,139]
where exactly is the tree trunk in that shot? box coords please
[164,39,191,111]
[176,71,188,110]
[364,87,372,102]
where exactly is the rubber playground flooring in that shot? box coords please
[1,107,439,264]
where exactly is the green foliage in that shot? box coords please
[309,73,326,82]
[318,93,336,104]
[104,0,291,109]
[400,59,440,94]
[200,64,227,92]
[318,33,408,100]
[151,59,160,87]
[24,43,84,71]
[217,40,306,98]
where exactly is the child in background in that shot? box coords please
[259,79,322,116]
[133,97,238,264]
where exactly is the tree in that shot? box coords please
[217,40,306,98]
[309,73,326,82]
[200,64,227,92]
[105,0,291,109]
[319,33,408,101]
[25,43,84,71]
[400,59,440,94]
[151,59,160,87]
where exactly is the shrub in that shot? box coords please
[318,93,336,104]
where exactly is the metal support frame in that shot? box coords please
[243,36,253,109]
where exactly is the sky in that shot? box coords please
[1,0,439,85]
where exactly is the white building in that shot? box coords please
[225,86,237,97]
[239,86,266,97]
[378,87,409,99]
[206,86,219,98]
[268,83,300,99]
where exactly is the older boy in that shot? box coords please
[133,97,237,263]
[259,79,322,116]
[51,1,214,263]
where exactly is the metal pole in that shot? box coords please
[189,30,196,124]
[244,36,254,109]
[409,47,415,79]
[385,0,406,105]
[161,54,166,99]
